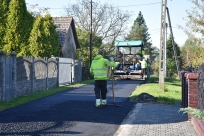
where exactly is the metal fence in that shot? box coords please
[58,58,72,84]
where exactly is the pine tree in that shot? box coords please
[166,35,180,58]
[126,11,152,55]
[28,15,44,57]
[42,13,59,57]
[28,13,59,57]
[3,0,33,56]
[0,0,10,49]
[166,35,182,77]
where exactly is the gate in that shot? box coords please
[58,58,72,85]
[181,72,188,108]
[198,64,204,109]
[5,57,14,101]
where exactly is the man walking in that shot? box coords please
[90,49,116,108]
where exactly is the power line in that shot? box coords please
[150,31,160,35]
[149,28,160,32]
[116,2,161,8]
[27,2,161,10]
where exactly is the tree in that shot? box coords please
[42,14,59,57]
[0,0,10,50]
[3,0,34,56]
[181,39,204,70]
[180,0,204,44]
[149,46,160,75]
[166,36,180,58]
[28,14,59,57]
[1,0,60,57]
[27,15,44,57]
[126,11,152,55]
[76,29,102,66]
[64,0,131,52]
[126,11,156,72]
[166,35,182,77]
[179,0,204,70]
[151,56,160,76]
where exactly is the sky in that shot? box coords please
[25,0,194,49]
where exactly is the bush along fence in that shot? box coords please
[0,51,83,102]
[181,62,204,136]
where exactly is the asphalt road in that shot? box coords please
[0,80,144,136]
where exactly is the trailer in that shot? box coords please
[113,40,149,80]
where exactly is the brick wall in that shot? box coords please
[186,73,198,108]
[184,72,204,136]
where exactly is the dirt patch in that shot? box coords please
[132,93,158,103]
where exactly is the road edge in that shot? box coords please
[113,103,143,136]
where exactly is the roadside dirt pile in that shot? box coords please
[134,93,158,103]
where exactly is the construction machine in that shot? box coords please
[113,40,150,80]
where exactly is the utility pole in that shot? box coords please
[164,23,168,77]
[159,0,167,91]
[166,7,180,79]
[90,0,93,65]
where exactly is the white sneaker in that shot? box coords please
[96,99,101,108]
[101,99,107,106]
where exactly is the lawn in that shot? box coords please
[129,76,182,105]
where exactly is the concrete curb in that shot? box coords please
[113,103,142,136]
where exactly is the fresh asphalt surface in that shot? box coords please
[0,80,144,136]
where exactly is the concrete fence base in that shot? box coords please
[0,51,82,102]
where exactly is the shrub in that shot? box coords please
[179,107,204,121]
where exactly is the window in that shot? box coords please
[119,47,130,54]
[131,47,141,54]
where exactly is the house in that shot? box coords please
[53,17,80,59]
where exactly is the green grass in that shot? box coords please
[0,80,94,112]
[130,76,182,105]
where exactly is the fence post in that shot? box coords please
[46,57,48,90]
[71,59,74,83]
[56,57,59,87]
[184,73,189,107]
[0,51,6,101]
[11,52,17,99]
[31,56,34,92]
[78,58,82,82]
[181,72,186,107]
[181,72,190,108]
